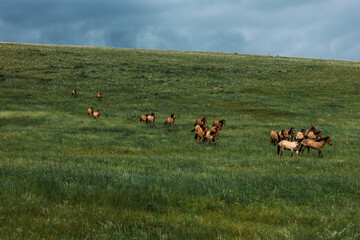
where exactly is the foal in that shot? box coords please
[300,137,332,157]
[277,139,302,158]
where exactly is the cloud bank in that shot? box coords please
[1,0,359,61]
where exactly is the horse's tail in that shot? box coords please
[277,132,281,143]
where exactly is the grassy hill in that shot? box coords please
[0,42,359,239]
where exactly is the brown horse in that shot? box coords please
[305,124,318,135]
[300,137,332,157]
[147,113,157,123]
[194,125,208,142]
[212,119,226,129]
[306,130,323,140]
[279,127,295,141]
[88,107,94,116]
[72,88,78,97]
[140,114,148,123]
[164,114,176,126]
[270,130,281,145]
[97,92,103,101]
[93,110,101,120]
[295,129,306,141]
[194,118,207,126]
[203,129,219,145]
[277,139,302,158]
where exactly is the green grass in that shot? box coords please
[0,42,359,239]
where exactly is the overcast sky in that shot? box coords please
[1,0,359,61]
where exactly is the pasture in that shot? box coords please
[0,42,359,239]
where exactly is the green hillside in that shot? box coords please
[0,42,359,239]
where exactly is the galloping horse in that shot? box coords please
[300,137,332,157]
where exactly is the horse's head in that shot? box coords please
[310,124,318,132]
[290,127,295,134]
[221,120,226,126]
[325,137,332,145]
[171,114,176,119]
[202,118,207,123]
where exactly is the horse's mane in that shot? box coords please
[316,136,329,142]
[314,131,322,134]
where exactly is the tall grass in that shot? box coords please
[0,42,359,239]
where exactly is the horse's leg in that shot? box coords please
[301,145,306,156]
[290,149,294,157]
[318,149,323,158]
[307,147,310,157]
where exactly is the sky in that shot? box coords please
[1,0,360,61]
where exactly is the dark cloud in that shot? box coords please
[0,0,359,61]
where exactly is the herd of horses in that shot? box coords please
[73,89,332,156]
[271,124,332,158]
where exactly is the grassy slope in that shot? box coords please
[0,42,359,239]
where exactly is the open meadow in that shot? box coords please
[0,42,359,239]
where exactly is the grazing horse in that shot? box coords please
[270,130,281,145]
[72,88,78,97]
[212,119,226,129]
[147,113,157,123]
[277,139,302,158]
[306,130,323,140]
[300,137,332,157]
[279,127,295,141]
[194,118,207,126]
[97,92,103,101]
[88,107,94,116]
[164,114,176,126]
[93,110,101,120]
